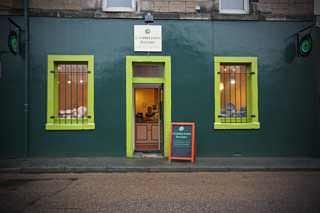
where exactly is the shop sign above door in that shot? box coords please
[134,25,162,52]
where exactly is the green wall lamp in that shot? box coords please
[8,30,18,55]
[297,33,312,57]
[7,18,24,56]
[294,23,315,58]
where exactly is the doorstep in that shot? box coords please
[133,152,164,159]
[0,157,320,173]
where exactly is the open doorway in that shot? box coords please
[126,56,171,158]
[134,84,163,154]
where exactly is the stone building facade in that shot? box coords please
[0,0,315,20]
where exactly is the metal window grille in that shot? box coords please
[51,63,90,124]
[219,64,254,123]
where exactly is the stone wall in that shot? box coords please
[0,0,315,20]
[140,0,214,13]
[253,0,314,17]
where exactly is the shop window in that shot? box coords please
[102,0,136,12]
[46,55,95,130]
[214,57,260,129]
[219,0,249,14]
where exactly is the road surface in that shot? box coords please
[0,172,320,212]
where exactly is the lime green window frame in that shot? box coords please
[45,55,95,130]
[214,56,260,129]
[126,56,171,158]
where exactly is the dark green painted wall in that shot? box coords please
[313,28,320,156]
[0,17,26,158]
[0,17,319,157]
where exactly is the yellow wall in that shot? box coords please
[135,88,159,114]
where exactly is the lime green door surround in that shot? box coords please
[126,56,171,158]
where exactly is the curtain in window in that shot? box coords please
[57,64,88,118]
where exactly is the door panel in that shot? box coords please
[136,124,147,140]
[151,125,159,140]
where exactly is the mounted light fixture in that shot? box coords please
[8,18,24,56]
[293,24,315,57]
[8,30,18,55]
[297,33,312,57]
[144,12,154,24]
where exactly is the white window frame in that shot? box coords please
[219,0,249,14]
[102,0,136,12]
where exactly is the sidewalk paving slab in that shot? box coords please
[1,157,320,173]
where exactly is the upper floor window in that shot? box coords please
[219,0,249,14]
[102,0,136,12]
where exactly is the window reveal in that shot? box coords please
[57,64,88,119]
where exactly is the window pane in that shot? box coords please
[133,63,164,77]
[57,63,88,118]
[220,64,247,118]
[107,0,132,7]
[221,0,244,10]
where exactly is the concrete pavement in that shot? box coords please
[1,157,320,173]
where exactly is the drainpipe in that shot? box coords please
[23,0,29,158]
